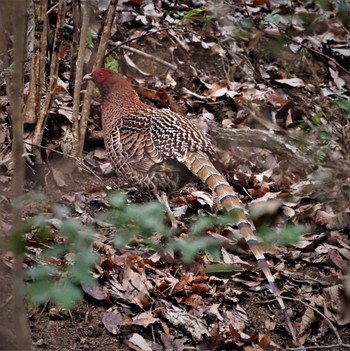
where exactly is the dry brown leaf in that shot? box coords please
[102,311,124,335]
[203,80,229,99]
[177,294,204,308]
[82,284,107,301]
[128,333,153,351]
[173,272,192,294]
[132,310,158,327]
[299,307,315,337]
[275,78,305,87]
[258,333,271,349]
[328,248,348,270]
[51,168,67,188]
[324,285,350,325]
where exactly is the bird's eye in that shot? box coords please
[99,73,104,77]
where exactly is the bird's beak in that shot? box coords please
[83,73,94,81]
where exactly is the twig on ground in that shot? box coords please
[279,32,350,76]
[105,26,203,58]
[118,44,178,71]
[284,297,350,350]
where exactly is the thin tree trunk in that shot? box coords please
[10,0,32,349]
[32,0,67,159]
[71,0,91,157]
[78,0,118,156]
[23,0,47,127]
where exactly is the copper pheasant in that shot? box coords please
[86,68,295,338]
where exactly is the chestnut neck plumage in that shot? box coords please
[97,73,146,130]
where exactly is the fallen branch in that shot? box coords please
[88,118,311,172]
[210,127,313,171]
[119,44,178,71]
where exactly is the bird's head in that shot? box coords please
[83,68,135,98]
[91,68,113,84]
[84,68,142,111]
[84,68,113,86]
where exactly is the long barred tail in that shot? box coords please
[183,151,295,339]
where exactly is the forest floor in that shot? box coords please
[1,1,350,350]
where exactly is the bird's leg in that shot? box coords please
[155,191,184,229]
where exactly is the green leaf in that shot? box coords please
[86,30,94,49]
[205,263,243,277]
[277,224,304,245]
[12,191,47,209]
[316,148,327,162]
[258,224,303,245]
[42,244,68,258]
[172,236,220,263]
[189,216,213,234]
[25,280,53,304]
[319,129,331,142]
[9,227,27,255]
[71,251,98,281]
[311,111,323,126]
[36,225,51,242]
[4,64,14,74]
[335,99,350,115]
[264,10,281,26]
[60,219,81,239]
[52,281,83,309]
[26,265,59,281]
[52,204,70,219]
[113,228,135,247]
[108,192,128,208]
[175,6,206,25]
[105,56,119,71]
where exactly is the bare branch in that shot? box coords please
[32,0,67,162]
[78,0,118,156]
[210,128,313,171]
[23,0,47,124]
[69,0,80,92]
[71,0,91,157]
